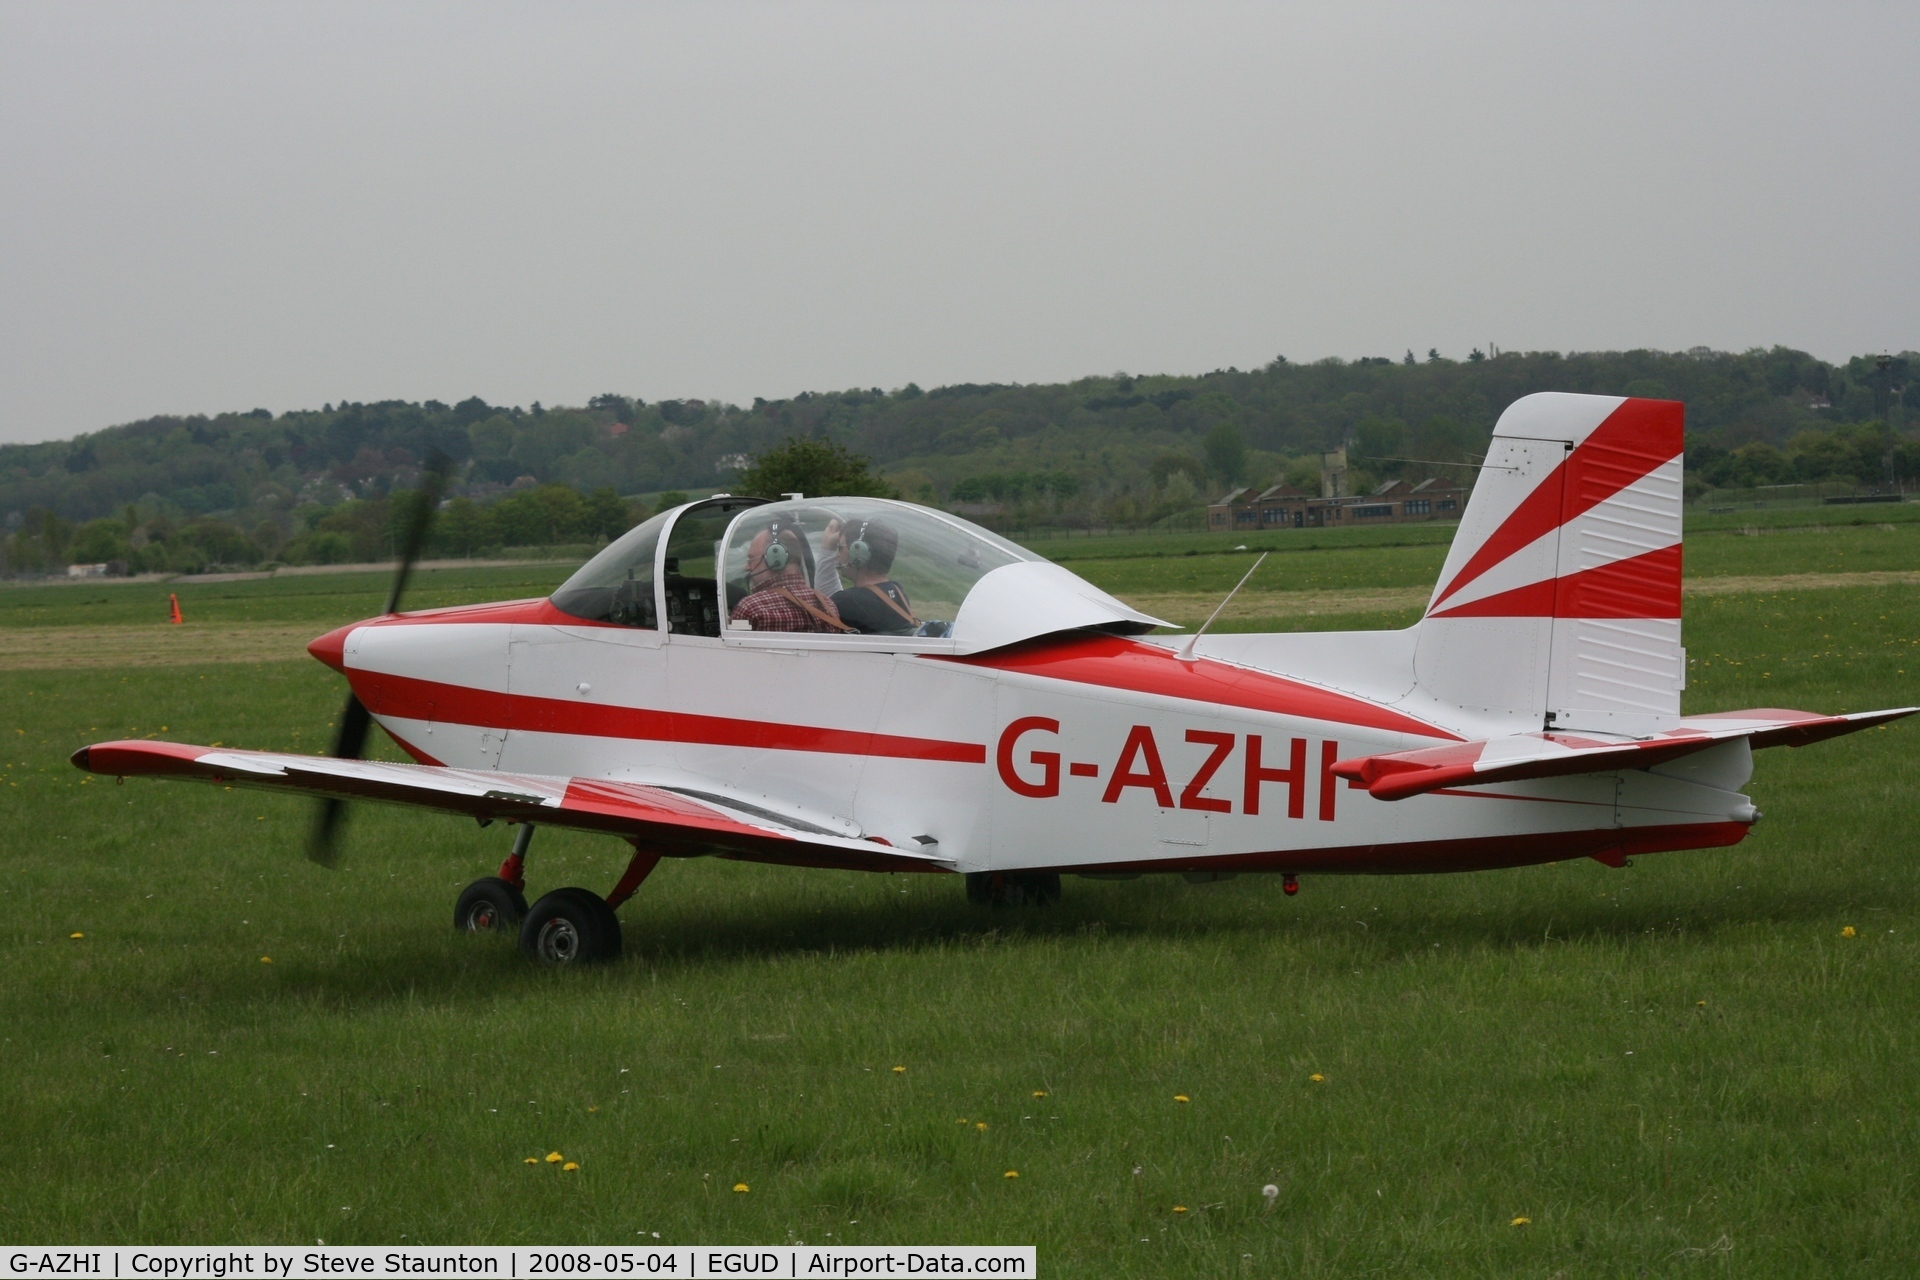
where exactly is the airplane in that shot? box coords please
[70,392,1913,964]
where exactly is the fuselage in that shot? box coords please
[310,597,1753,878]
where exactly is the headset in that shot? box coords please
[761,521,790,572]
[847,518,874,569]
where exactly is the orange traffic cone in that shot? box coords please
[168,593,183,625]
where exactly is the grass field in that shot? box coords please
[2,522,1917,1274]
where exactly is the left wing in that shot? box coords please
[70,740,951,874]
[1333,706,1916,801]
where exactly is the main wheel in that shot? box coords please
[965,872,1061,908]
[519,887,622,965]
[455,877,528,934]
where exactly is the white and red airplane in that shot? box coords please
[72,393,1912,963]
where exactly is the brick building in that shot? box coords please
[1207,476,1467,533]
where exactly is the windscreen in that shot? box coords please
[720,498,1031,638]
[549,510,672,627]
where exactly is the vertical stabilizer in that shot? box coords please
[1413,393,1685,735]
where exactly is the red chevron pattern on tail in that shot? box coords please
[1429,544,1683,620]
[1430,399,1682,614]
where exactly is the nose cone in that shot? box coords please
[307,623,356,673]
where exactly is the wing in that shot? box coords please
[1332,706,1916,801]
[70,740,952,874]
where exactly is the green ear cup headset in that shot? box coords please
[848,518,873,569]
[762,521,791,571]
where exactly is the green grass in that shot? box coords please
[2,571,1917,1273]
[0,565,579,630]
[1021,525,1461,564]
[1046,522,1920,602]
[1684,500,1920,533]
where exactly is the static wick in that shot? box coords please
[1179,551,1268,662]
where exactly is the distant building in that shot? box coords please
[66,563,109,578]
[1208,476,1466,532]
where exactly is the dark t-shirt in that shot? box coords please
[832,581,916,635]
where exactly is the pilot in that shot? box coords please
[817,516,919,635]
[730,525,849,633]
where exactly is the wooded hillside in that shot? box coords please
[3,345,1914,574]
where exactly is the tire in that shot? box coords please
[965,872,1060,908]
[1023,873,1062,905]
[454,877,528,934]
[519,887,623,965]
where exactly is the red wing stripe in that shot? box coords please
[951,633,1460,741]
[558,778,796,835]
[1430,544,1681,619]
[1432,399,1681,610]
[349,669,988,763]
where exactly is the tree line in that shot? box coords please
[2,346,1913,573]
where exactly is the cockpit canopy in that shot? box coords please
[550,496,1167,653]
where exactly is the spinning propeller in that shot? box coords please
[308,451,451,866]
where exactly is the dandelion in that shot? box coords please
[1003,1170,1019,1179]
[891,1066,906,1073]
[1511,1216,1531,1227]
[975,1122,989,1132]
[1174,1094,1189,1103]
[1841,926,1857,938]
[260,957,272,964]
[1697,1000,1707,1007]
[562,1162,579,1172]
[1261,1184,1279,1208]
[70,932,84,940]
[1309,1074,1325,1083]
[957,1118,968,1125]
[524,1158,538,1165]
[1032,1091,1047,1098]
[588,1106,600,1113]
[545,1152,563,1163]
[733,1183,749,1193]
[1173,1206,1188,1214]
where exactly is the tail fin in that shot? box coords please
[1412,392,1684,735]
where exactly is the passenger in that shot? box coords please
[817,516,919,635]
[730,526,850,633]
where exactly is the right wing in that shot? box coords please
[71,739,951,874]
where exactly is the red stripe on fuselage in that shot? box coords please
[1431,398,1682,611]
[347,668,988,763]
[1053,818,1748,877]
[949,633,1460,741]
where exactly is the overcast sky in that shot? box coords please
[2,2,1915,445]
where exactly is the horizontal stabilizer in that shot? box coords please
[70,740,951,874]
[1332,706,1915,801]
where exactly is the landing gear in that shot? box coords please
[966,871,1062,907]
[520,888,623,965]
[454,877,527,933]
[1283,874,1299,896]
[456,825,666,965]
